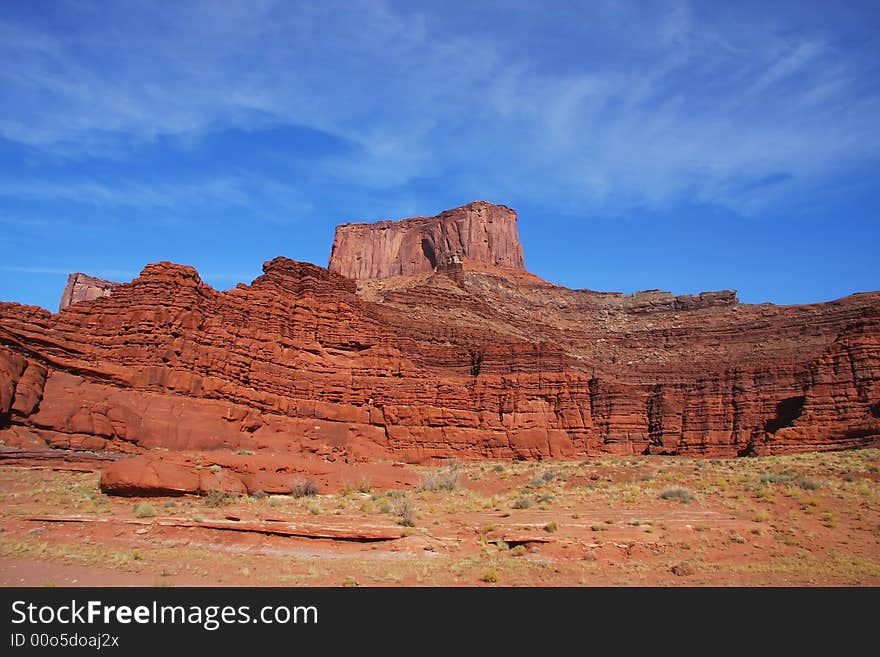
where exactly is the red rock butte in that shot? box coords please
[329,201,525,279]
[58,273,119,312]
[1,201,879,495]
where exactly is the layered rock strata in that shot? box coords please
[0,203,877,491]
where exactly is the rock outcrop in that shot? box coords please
[329,201,525,279]
[59,273,118,311]
[1,202,878,498]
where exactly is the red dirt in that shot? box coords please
[1,450,877,586]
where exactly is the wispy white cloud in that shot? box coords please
[0,176,314,221]
[0,0,877,214]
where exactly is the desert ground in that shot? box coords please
[1,449,878,587]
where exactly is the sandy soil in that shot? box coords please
[1,449,878,586]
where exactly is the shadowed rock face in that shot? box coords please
[59,273,118,311]
[1,202,878,493]
[329,201,525,279]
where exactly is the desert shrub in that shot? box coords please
[236,449,254,456]
[418,469,461,492]
[209,464,222,474]
[671,561,694,577]
[528,471,556,487]
[492,464,506,473]
[510,545,528,557]
[544,521,558,533]
[391,495,416,527]
[796,477,820,490]
[289,478,319,498]
[357,479,372,494]
[511,497,532,509]
[479,569,499,584]
[203,490,233,507]
[133,502,157,518]
[754,510,772,522]
[659,488,694,503]
[760,473,795,484]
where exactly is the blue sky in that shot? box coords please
[1,0,878,310]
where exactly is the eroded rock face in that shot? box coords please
[329,200,525,279]
[1,202,879,497]
[59,273,119,311]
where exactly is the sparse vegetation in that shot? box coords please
[418,469,461,492]
[479,569,499,583]
[203,490,233,507]
[528,471,556,487]
[133,503,157,518]
[659,488,694,503]
[1,448,878,586]
[289,478,319,498]
[760,473,795,484]
[392,495,416,527]
[671,561,694,577]
[511,497,532,509]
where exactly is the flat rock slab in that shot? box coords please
[24,515,404,542]
[0,448,121,462]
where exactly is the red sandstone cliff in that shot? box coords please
[329,201,525,279]
[1,203,878,495]
[58,273,118,311]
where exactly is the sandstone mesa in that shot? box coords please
[1,201,878,496]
